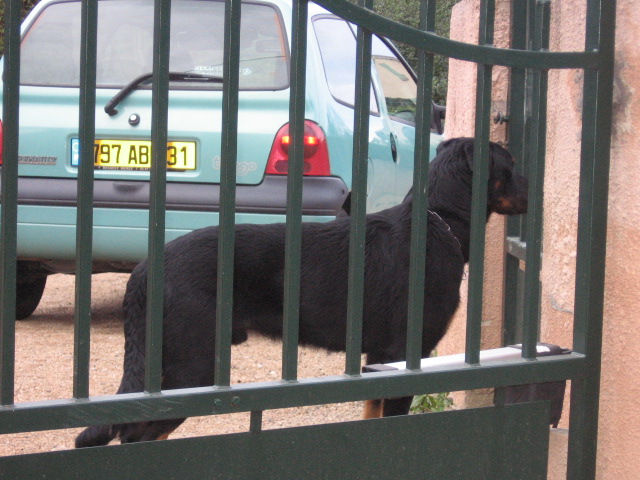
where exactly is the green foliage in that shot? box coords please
[355,0,457,104]
[0,0,39,55]
[410,350,455,414]
[410,391,454,413]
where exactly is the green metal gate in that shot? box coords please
[0,0,615,478]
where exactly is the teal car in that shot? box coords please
[0,0,443,318]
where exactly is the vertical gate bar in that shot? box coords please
[520,0,538,244]
[506,0,527,241]
[344,0,372,377]
[521,0,550,361]
[0,0,21,406]
[215,0,242,387]
[145,0,172,393]
[249,411,263,433]
[405,0,436,371]
[503,0,528,346]
[73,0,99,399]
[281,0,308,382]
[502,255,519,345]
[567,0,616,477]
[465,0,495,366]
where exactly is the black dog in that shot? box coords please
[75,137,528,447]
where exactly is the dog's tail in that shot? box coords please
[74,356,144,448]
[75,424,118,448]
[75,268,149,448]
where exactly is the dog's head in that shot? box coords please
[485,141,528,215]
[430,137,528,218]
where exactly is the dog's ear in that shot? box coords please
[463,139,476,171]
[436,138,455,154]
[488,142,513,173]
[467,140,510,173]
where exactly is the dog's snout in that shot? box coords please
[508,173,528,214]
[491,169,528,215]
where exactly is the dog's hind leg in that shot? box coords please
[362,396,413,419]
[363,347,414,417]
[362,399,384,419]
[75,424,118,448]
[118,418,185,443]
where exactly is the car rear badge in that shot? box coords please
[18,155,57,165]
[213,155,257,176]
[128,113,141,126]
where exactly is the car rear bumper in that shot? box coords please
[11,175,349,216]
[13,204,340,271]
[3,175,349,270]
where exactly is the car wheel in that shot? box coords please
[16,275,47,320]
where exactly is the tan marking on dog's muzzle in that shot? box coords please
[155,428,177,441]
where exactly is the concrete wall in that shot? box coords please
[443,1,640,478]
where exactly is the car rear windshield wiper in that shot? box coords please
[104,71,224,116]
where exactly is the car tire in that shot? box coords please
[16,275,47,320]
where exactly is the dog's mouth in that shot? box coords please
[493,196,528,215]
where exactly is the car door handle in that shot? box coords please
[390,133,398,162]
[389,133,398,162]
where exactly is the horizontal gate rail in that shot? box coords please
[0,403,553,480]
[316,0,600,69]
[1,351,586,436]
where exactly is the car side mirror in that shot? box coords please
[431,103,446,135]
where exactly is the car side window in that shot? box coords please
[313,17,378,113]
[371,36,418,124]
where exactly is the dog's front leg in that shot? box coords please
[362,396,413,419]
[381,396,413,417]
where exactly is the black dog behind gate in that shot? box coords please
[76,137,528,447]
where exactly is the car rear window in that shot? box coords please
[20,0,289,90]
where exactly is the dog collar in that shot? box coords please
[428,210,462,252]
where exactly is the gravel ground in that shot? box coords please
[2,273,363,456]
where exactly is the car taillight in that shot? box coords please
[266,120,330,176]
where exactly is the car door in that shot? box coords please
[312,15,399,213]
[370,36,426,206]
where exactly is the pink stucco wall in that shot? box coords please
[594,1,640,477]
[438,0,503,340]
[444,1,639,478]
[437,0,513,407]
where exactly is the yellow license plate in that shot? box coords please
[93,140,196,170]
